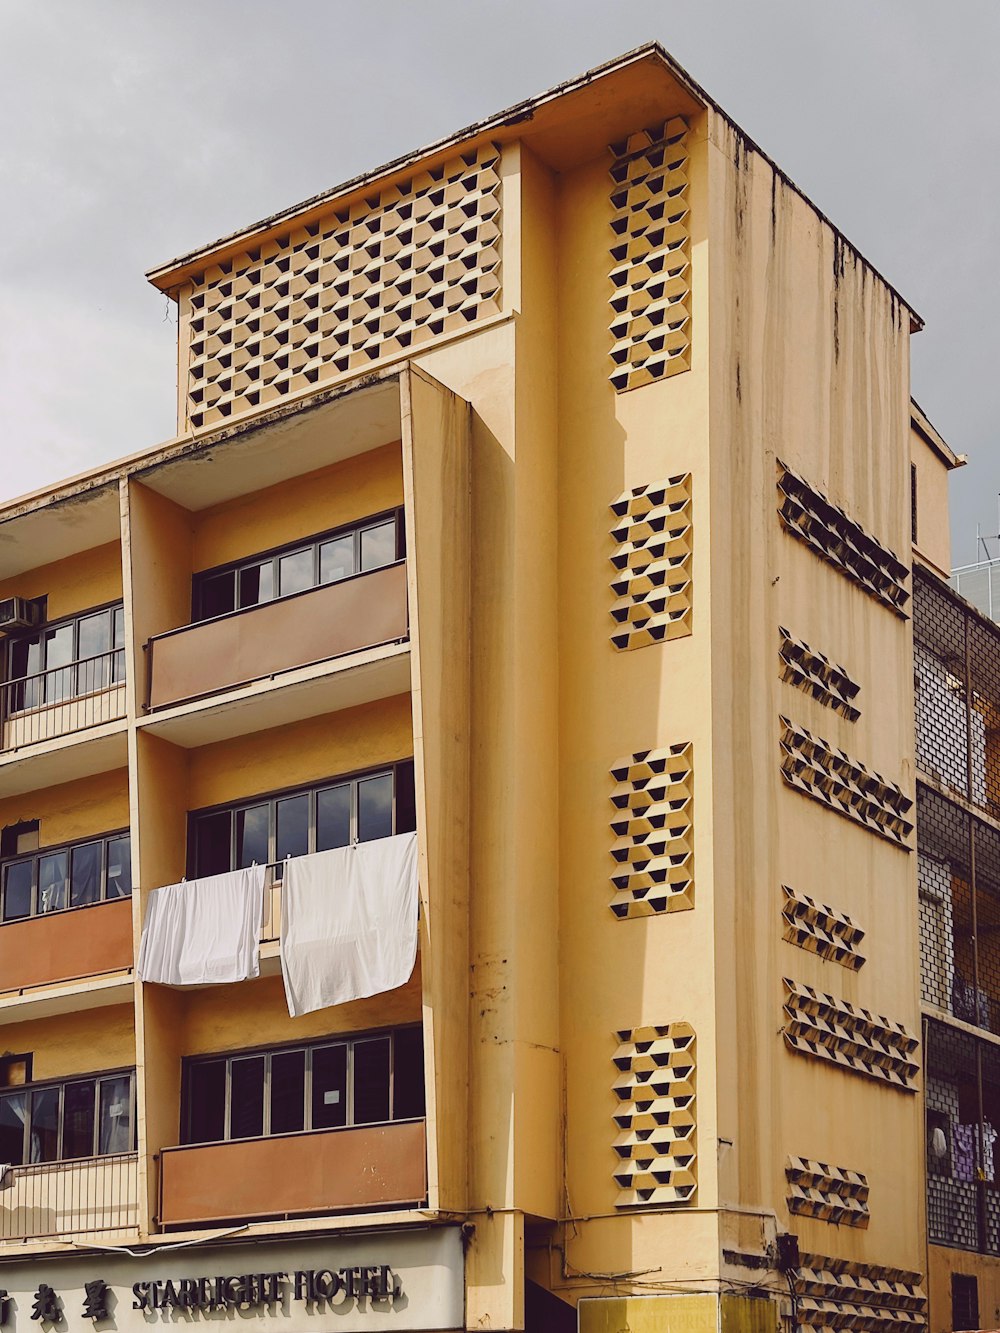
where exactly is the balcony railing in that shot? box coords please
[0,650,126,751]
[158,1119,426,1228]
[0,1152,138,1242]
[0,897,133,993]
[145,561,409,711]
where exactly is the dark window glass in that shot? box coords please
[62,1081,96,1159]
[3,862,32,921]
[358,774,392,842]
[276,794,309,862]
[38,851,68,914]
[317,784,351,852]
[392,1027,426,1120]
[238,563,274,609]
[360,521,395,572]
[98,1076,132,1154]
[70,842,102,908]
[319,535,354,584]
[0,1094,25,1165]
[199,571,236,620]
[235,805,269,869]
[354,1038,390,1125]
[270,1050,305,1136]
[195,812,231,879]
[395,759,416,835]
[187,1060,226,1144]
[106,836,131,899]
[229,1057,265,1140]
[278,549,313,597]
[29,1087,59,1163]
[311,1045,347,1130]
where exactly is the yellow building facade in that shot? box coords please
[0,41,978,1333]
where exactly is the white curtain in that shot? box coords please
[137,866,266,986]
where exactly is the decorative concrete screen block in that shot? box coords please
[612,1022,696,1207]
[782,979,919,1091]
[608,118,690,392]
[779,717,914,847]
[785,1157,870,1228]
[781,885,866,971]
[793,1254,927,1333]
[183,146,503,430]
[779,628,861,722]
[609,744,693,918]
[776,463,909,617]
[609,475,692,650]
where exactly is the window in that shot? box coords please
[182,1027,424,1145]
[0,1069,135,1165]
[188,761,414,879]
[191,510,405,623]
[1,831,131,923]
[5,603,125,711]
[911,462,919,546]
[952,1274,979,1332]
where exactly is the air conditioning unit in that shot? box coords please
[0,597,43,633]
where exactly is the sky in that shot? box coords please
[0,0,997,568]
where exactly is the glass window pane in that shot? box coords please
[194,811,232,878]
[0,1093,26,1165]
[112,607,126,683]
[238,563,274,609]
[38,851,68,913]
[43,624,74,704]
[319,535,355,585]
[353,1038,390,1125]
[360,521,395,572]
[392,1027,426,1120]
[186,1061,226,1145]
[270,1050,305,1136]
[70,842,101,908]
[198,572,236,621]
[98,1076,132,1154]
[278,549,314,597]
[3,862,32,921]
[395,760,416,835]
[276,794,309,862]
[77,612,111,661]
[317,784,351,852]
[63,1081,96,1159]
[106,836,132,899]
[8,637,42,711]
[311,1045,347,1129]
[229,1057,265,1140]
[235,805,269,869]
[358,774,393,843]
[29,1087,59,1163]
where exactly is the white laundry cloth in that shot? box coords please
[137,866,266,986]
[280,833,418,1017]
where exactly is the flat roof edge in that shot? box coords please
[911,398,965,469]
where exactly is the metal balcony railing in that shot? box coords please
[0,649,126,750]
[0,1152,139,1242]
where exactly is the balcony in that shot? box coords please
[145,561,409,713]
[0,898,133,995]
[0,1152,138,1242]
[0,650,126,752]
[158,1119,427,1228]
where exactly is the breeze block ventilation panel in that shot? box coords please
[782,979,919,1091]
[779,628,861,722]
[779,717,914,847]
[793,1254,927,1333]
[612,1022,696,1207]
[609,476,692,650]
[786,1157,870,1228]
[182,145,503,430]
[776,463,909,617]
[608,119,691,392]
[609,744,693,918]
[782,885,866,971]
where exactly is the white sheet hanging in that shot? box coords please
[280,832,418,1017]
[137,865,266,986]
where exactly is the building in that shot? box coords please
[0,40,977,1333]
[951,556,1000,624]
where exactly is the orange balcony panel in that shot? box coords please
[159,1119,427,1227]
[0,898,133,992]
[146,561,408,710]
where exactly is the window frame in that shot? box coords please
[3,600,126,709]
[190,507,405,625]
[0,828,132,924]
[186,759,414,880]
[181,1025,423,1146]
[0,1066,136,1165]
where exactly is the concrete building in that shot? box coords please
[0,40,978,1333]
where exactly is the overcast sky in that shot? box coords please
[1,0,996,567]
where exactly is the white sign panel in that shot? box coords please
[0,1227,463,1333]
